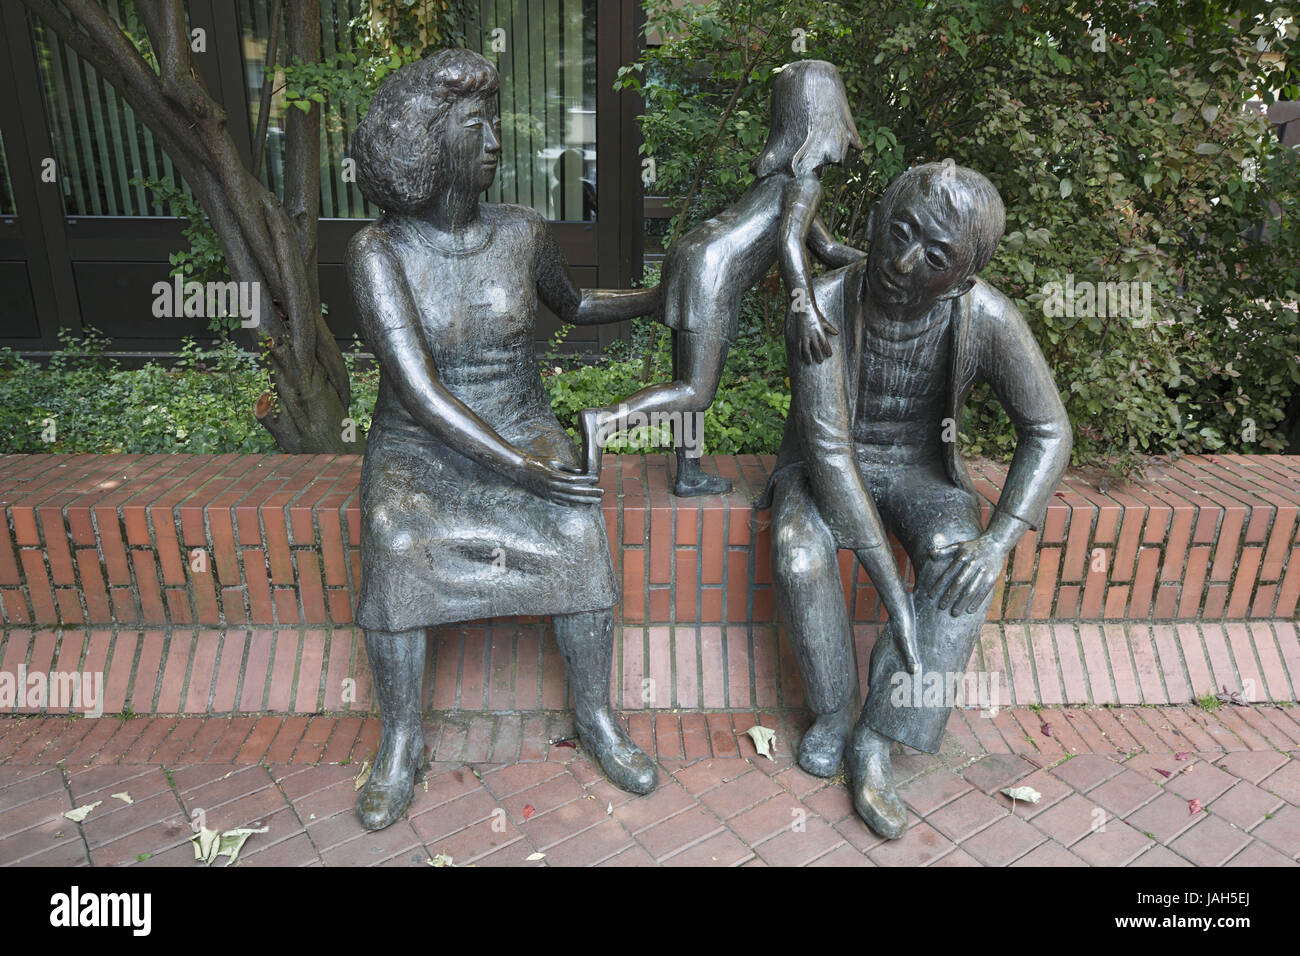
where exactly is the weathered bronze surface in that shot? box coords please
[346,50,659,831]
[766,160,1072,839]
[580,60,867,496]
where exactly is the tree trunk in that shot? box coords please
[21,0,357,454]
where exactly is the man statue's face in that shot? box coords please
[867,191,973,309]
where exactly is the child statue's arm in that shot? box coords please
[808,217,867,268]
[780,172,839,364]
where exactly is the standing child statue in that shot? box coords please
[578,60,868,496]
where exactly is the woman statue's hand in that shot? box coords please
[511,454,605,506]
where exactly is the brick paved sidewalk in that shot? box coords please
[1,705,1298,867]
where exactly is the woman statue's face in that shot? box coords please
[440,92,502,197]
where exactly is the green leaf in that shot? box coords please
[1059,177,1073,198]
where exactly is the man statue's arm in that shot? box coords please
[930,289,1072,616]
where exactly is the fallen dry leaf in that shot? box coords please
[606,802,613,815]
[1174,752,1190,761]
[111,792,133,805]
[1040,723,1053,738]
[426,854,454,867]
[1001,786,1042,805]
[522,804,535,821]
[745,724,777,761]
[63,801,101,823]
[554,740,576,749]
[353,760,371,791]
[1154,768,1172,778]
[525,852,546,862]
[1189,798,1203,815]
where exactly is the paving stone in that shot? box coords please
[866,821,956,867]
[1209,781,1286,831]
[1030,793,1108,847]
[959,813,1047,865]
[605,780,694,834]
[927,846,984,866]
[926,789,1010,842]
[1002,766,1074,819]
[808,843,874,867]
[1125,791,1204,844]
[697,768,783,819]
[671,758,751,796]
[1087,768,1163,817]
[661,829,754,867]
[1050,753,1125,791]
[1071,822,1155,866]
[961,753,1036,793]
[753,816,842,866]
[1250,804,1300,859]
[1214,750,1289,784]
[1223,840,1298,867]
[1010,840,1088,866]
[637,806,723,861]
[1259,760,1300,804]
[1128,844,1194,866]
[539,819,632,867]
[1167,815,1252,866]
[425,815,525,866]
[897,769,972,815]
[1160,758,1239,802]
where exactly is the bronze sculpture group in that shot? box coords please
[347,50,1071,841]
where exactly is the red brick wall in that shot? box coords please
[1,452,1297,629]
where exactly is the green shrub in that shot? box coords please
[624,0,1300,472]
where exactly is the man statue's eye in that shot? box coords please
[927,250,948,269]
[891,223,908,240]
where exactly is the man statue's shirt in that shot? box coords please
[853,304,951,466]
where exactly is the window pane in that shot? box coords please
[0,130,16,216]
[238,0,597,220]
[463,0,598,221]
[238,0,375,218]
[30,1,189,216]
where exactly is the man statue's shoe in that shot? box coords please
[798,710,852,778]
[846,726,908,840]
[576,709,658,795]
[356,731,426,831]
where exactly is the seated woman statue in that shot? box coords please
[347,49,660,831]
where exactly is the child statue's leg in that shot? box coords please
[356,628,428,831]
[552,609,658,794]
[578,329,732,497]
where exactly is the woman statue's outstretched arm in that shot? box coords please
[534,216,660,324]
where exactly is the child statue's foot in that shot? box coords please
[356,728,426,831]
[575,708,658,794]
[798,705,854,777]
[846,724,908,840]
[578,407,605,477]
[673,458,733,497]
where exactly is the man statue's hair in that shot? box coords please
[872,160,1006,274]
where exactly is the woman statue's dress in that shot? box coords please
[354,204,617,631]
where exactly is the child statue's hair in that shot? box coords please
[752,60,863,179]
[873,160,1006,274]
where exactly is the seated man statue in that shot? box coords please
[765,159,1072,839]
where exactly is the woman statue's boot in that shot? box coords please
[357,628,428,831]
[673,445,732,497]
[845,715,908,839]
[553,610,657,794]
